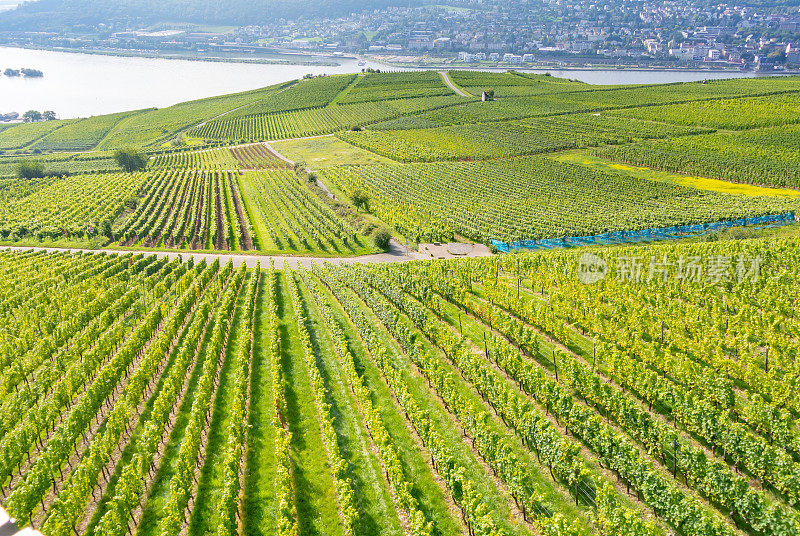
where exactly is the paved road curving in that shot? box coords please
[1,240,427,269]
[438,71,471,97]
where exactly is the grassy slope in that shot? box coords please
[552,151,800,197]
[309,271,464,536]
[242,272,278,536]
[0,119,79,150]
[31,110,147,151]
[271,136,395,167]
[330,271,533,536]
[295,275,404,536]
[275,272,345,536]
[96,84,285,150]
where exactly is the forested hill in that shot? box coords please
[0,0,430,30]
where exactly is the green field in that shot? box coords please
[593,124,800,188]
[3,70,800,252]
[338,113,711,162]
[3,68,800,536]
[4,233,800,536]
[320,155,799,242]
[271,136,395,167]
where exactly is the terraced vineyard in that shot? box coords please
[0,172,150,241]
[610,92,800,129]
[237,169,367,255]
[337,71,454,104]
[149,144,289,170]
[149,147,241,170]
[29,111,145,152]
[7,68,800,536]
[4,233,800,536]
[446,70,595,97]
[593,120,800,189]
[320,155,800,242]
[115,170,254,250]
[189,95,472,142]
[231,144,291,169]
[0,119,80,151]
[0,152,122,178]
[338,113,711,162]
[225,75,357,118]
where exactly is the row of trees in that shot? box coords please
[22,110,56,122]
[14,147,147,179]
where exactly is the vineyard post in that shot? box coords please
[458,312,462,335]
[483,332,488,358]
[673,437,677,477]
[553,349,558,382]
[574,471,579,506]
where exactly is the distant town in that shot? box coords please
[2,1,800,70]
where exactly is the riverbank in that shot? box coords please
[368,54,800,76]
[1,43,347,66]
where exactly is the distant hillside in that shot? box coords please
[0,0,429,30]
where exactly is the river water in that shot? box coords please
[0,46,783,119]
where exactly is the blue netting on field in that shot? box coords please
[492,212,797,253]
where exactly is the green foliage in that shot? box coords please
[350,189,369,211]
[190,95,471,142]
[594,123,800,188]
[23,110,42,123]
[113,147,148,172]
[15,159,45,179]
[338,113,709,162]
[612,92,800,130]
[371,226,391,249]
[322,155,800,243]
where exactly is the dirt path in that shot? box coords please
[1,240,430,268]
[438,71,471,97]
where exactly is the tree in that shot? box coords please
[372,227,391,249]
[22,110,42,122]
[113,147,148,172]
[101,219,114,238]
[351,189,369,211]
[42,110,56,121]
[15,160,45,179]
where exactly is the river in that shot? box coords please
[0,46,784,119]
[0,46,390,118]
